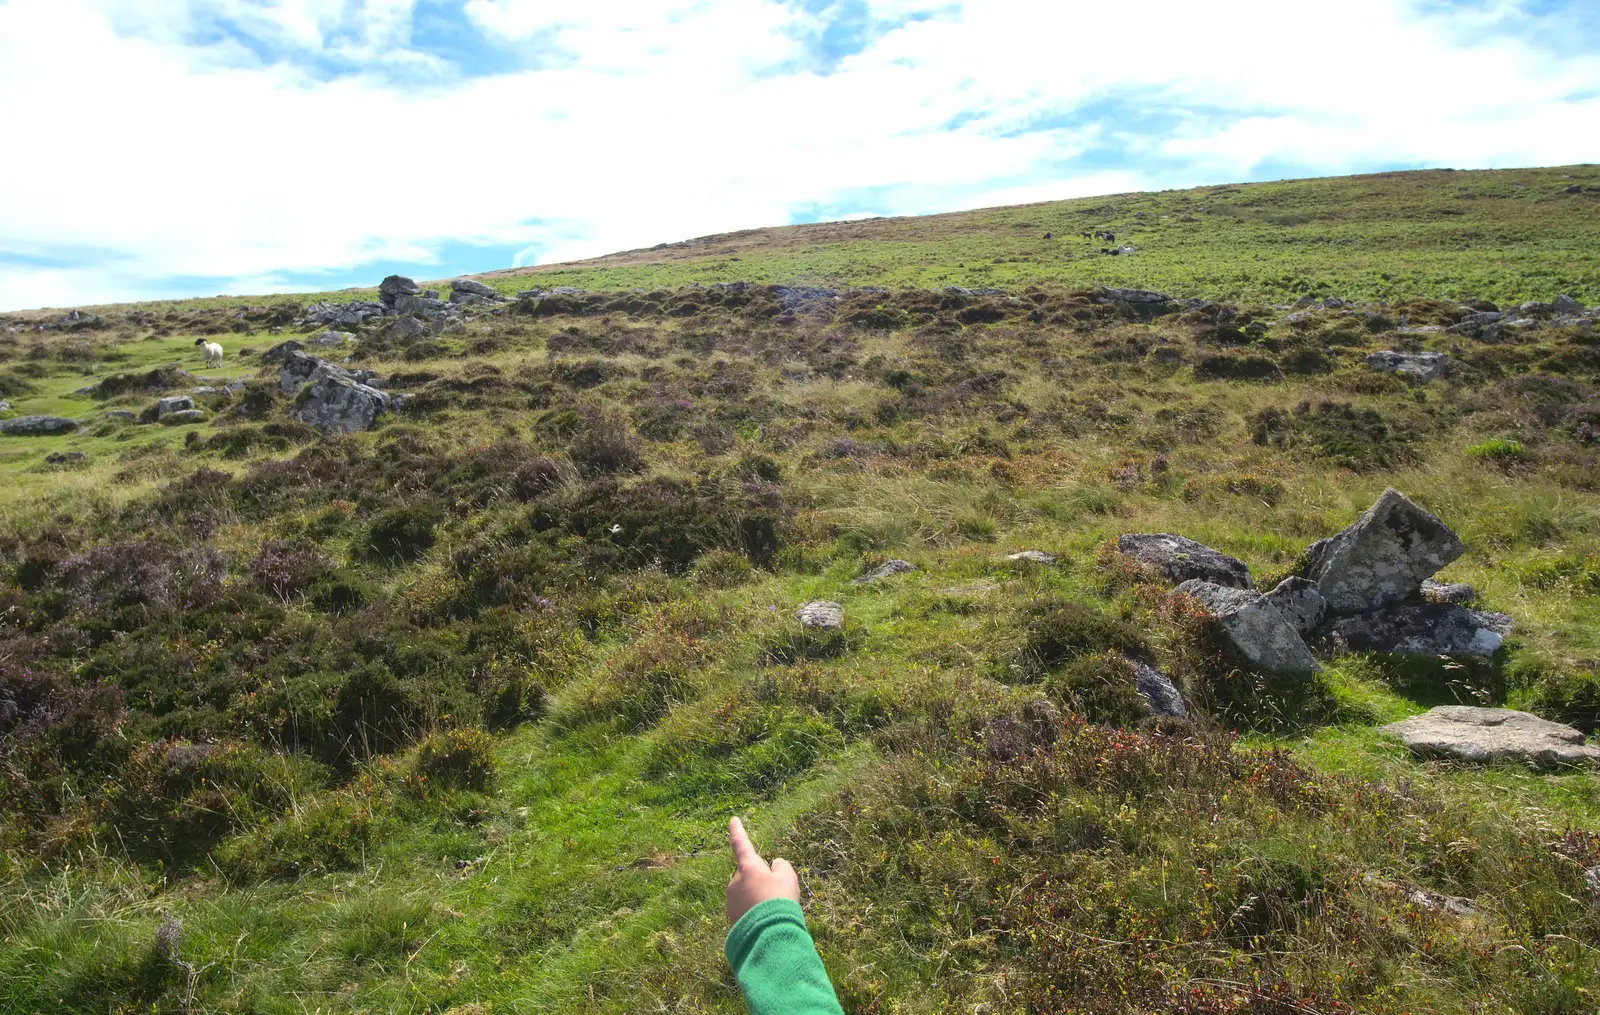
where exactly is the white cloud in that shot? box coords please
[0,0,1597,309]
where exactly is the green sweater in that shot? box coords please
[724,899,846,1015]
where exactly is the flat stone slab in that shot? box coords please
[1118,533,1253,589]
[853,559,917,585]
[1384,706,1600,768]
[1421,579,1476,605]
[794,601,844,630]
[0,415,78,436]
[1007,550,1057,565]
[1306,489,1463,615]
[1173,580,1320,675]
[1325,603,1511,657]
[1366,350,1450,380]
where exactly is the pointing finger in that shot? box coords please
[729,817,768,873]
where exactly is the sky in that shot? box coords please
[0,0,1597,311]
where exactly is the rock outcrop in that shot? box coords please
[1119,533,1253,589]
[1384,706,1600,768]
[1172,580,1322,675]
[1366,350,1450,380]
[1263,576,1326,636]
[289,371,391,434]
[0,416,78,436]
[1304,489,1464,615]
[1325,604,1511,657]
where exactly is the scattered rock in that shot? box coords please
[1128,656,1187,718]
[853,559,917,585]
[1304,489,1463,615]
[1421,579,1476,605]
[1565,184,1583,194]
[1007,550,1057,565]
[1173,580,1321,675]
[160,409,207,425]
[1551,294,1584,316]
[0,416,78,436]
[297,300,386,329]
[1263,576,1326,635]
[44,451,85,465]
[289,372,391,433]
[386,316,427,341]
[795,601,844,630]
[280,350,350,394]
[1118,533,1254,589]
[1324,604,1510,657]
[378,275,421,305]
[312,329,354,346]
[1366,350,1450,380]
[394,294,449,319]
[155,396,195,419]
[259,339,305,364]
[1097,287,1171,305]
[1384,706,1600,767]
[104,410,136,421]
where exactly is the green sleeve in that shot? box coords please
[724,898,845,1015]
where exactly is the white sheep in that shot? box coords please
[194,339,223,369]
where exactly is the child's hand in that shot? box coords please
[725,816,800,925]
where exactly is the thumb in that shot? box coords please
[770,857,799,889]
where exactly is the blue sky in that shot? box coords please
[0,0,1597,310]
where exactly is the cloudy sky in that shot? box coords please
[0,0,1596,310]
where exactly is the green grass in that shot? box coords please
[1,164,1598,1014]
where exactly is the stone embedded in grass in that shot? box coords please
[794,601,844,630]
[1366,350,1450,380]
[312,329,354,346]
[1263,576,1326,635]
[1324,603,1511,657]
[0,415,78,436]
[155,395,195,419]
[853,559,916,585]
[1421,579,1476,604]
[1172,580,1321,675]
[1118,533,1254,589]
[44,451,85,465]
[160,409,207,425]
[1007,550,1057,565]
[1551,294,1583,315]
[1384,706,1600,767]
[1128,656,1186,718]
[290,372,391,434]
[1304,488,1463,615]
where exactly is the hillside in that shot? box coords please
[1,166,1599,1015]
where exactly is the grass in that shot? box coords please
[0,164,1598,1014]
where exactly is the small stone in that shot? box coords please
[1263,576,1326,635]
[1172,580,1321,675]
[1305,489,1463,615]
[1551,294,1583,315]
[1421,579,1476,604]
[853,559,917,585]
[1565,184,1583,194]
[1384,706,1600,768]
[795,601,844,630]
[1118,533,1253,589]
[312,329,354,346]
[1007,550,1057,565]
[1128,656,1186,718]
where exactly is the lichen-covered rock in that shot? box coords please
[1366,350,1450,380]
[279,350,352,394]
[1421,579,1476,604]
[259,339,305,364]
[1173,580,1321,675]
[1128,656,1187,717]
[853,559,916,585]
[312,329,354,346]
[1119,533,1253,589]
[289,372,390,433]
[1384,706,1600,768]
[0,415,78,436]
[155,395,195,419]
[160,409,207,425]
[1263,576,1326,635]
[386,316,427,341]
[1324,604,1511,657]
[1305,489,1463,615]
[296,300,386,329]
[378,275,421,305]
[795,601,844,630]
[1007,550,1057,565]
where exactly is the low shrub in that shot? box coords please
[561,627,711,729]
[1466,436,1527,460]
[359,503,443,564]
[1014,600,1150,680]
[407,727,498,793]
[1530,666,1600,735]
[1044,651,1154,727]
[216,786,382,881]
[1249,400,1415,471]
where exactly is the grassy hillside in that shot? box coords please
[1,167,1599,1015]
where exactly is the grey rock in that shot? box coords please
[1263,576,1326,635]
[441,316,464,334]
[104,410,137,421]
[1366,350,1450,380]
[155,396,194,419]
[1305,489,1463,615]
[1552,294,1583,315]
[1007,550,1057,565]
[386,316,427,342]
[1118,533,1253,589]
[1098,287,1171,304]
[1172,580,1321,675]
[1324,604,1510,657]
[450,278,503,300]
[1565,184,1583,194]
[394,294,448,318]
[0,400,8,412]
[1421,579,1476,604]
[795,600,844,630]
[44,451,85,465]
[0,415,78,436]
[853,559,917,585]
[1384,706,1600,767]
[297,300,385,329]
[289,372,391,433]
[279,350,348,394]
[160,409,206,425]
[259,339,305,364]
[312,329,353,346]
[1128,656,1186,718]
[1293,294,1318,308]
[378,275,421,306]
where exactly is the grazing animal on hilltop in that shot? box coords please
[1095,230,1117,242]
[195,339,223,368]
[1081,231,1093,240]
[1043,231,1053,240]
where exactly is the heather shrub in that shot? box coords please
[406,727,498,793]
[45,539,229,627]
[215,785,382,881]
[1044,651,1154,727]
[249,540,333,601]
[557,475,785,572]
[1529,665,1600,735]
[568,417,644,475]
[359,503,443,564]
[1014,600,1150,680]
[560,627,710,729]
